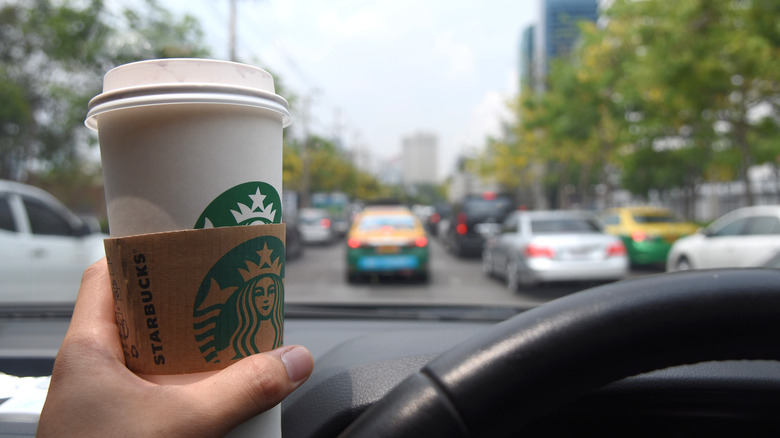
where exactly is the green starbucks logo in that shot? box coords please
[192,236,285,364]
[195,182,282,228]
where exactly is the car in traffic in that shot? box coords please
[424,202,452,239]
[297,208,335,245]
[601,206,699,266]
[483,210,629,290]
[666,205,780,272]
[285,219,305,260]
[0,179,106,304]
[345,206,429,283]
[444,193,514,257]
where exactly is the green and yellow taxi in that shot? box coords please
[602,206,699,266]
[345,206,429,283]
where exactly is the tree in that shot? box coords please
[0,0,210,182]
[603,0,780,208]
[285,135,387,203]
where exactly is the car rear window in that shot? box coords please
[300,210,328,225]
[463,198,512,217]
[359,215,416,231]
[531,218,600,234]
[632,213,680,223]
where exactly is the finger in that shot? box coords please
[181,346,314,429]
[62,258,125,360]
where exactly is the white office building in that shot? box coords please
[402,132,439,185]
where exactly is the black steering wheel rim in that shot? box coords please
[338,269,780,438]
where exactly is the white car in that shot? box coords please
[298,208,335,245]
[483,210,629,290]
[666,205,780,272]
[0,180,106,304]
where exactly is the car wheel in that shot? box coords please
[346,272,361,284]
[675,256,693,271]
[482,252,494,277]
[453,239,466,258]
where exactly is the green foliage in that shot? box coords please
[284,136,388,202]
[480,0,780,209]
[0,0,210,181]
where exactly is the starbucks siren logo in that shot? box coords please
[192,236,285,364]
[195,181,282,228]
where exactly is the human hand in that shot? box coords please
[37,259,313,437]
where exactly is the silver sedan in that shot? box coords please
[483,210,629,291]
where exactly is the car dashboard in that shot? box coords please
[0,295,779,437]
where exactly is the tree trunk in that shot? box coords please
[734,118,755,206]
[557,160,570,209]
[578,159,594,210]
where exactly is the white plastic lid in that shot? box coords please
[86,58,291,130]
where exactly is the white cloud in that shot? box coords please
[318,10,386,37]
[464,89,513,145]
[432,32,474,76]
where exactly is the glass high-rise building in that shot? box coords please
[519,25,536,90]
[534,0,598,85]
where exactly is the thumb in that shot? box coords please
[182,346,313,432]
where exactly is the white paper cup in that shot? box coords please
[87,58,291,237]
[87,59,290,437]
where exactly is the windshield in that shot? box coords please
[1,0,778,317]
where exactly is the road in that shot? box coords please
[285,237,663,308]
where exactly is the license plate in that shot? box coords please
[377,246,400,254]
[358,255,418,270]
[560,246,596,260]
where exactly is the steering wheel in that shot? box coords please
[338,269,780,438]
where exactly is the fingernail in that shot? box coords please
[280,346,313,383]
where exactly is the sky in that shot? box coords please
[159,0,539,180]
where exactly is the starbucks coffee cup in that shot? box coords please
[87,59,291,437]
[87,58,291,237]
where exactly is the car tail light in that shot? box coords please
[414,236,428,247]
[631,230,647,242]
[430,213,441,224]
[347,237,362,249]
[607,241,627,257]
[321,218,331,228]
[525,244,554,258]
[456,213,467,235]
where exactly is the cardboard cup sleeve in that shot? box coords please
[103,224,286,375]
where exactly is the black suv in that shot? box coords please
[445,193,514,257]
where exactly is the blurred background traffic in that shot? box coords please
[2,0,780,307]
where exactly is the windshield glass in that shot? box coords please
[1,0,777,316]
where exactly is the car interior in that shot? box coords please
[2,268,779,437]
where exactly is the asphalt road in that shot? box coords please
[285,237,664,308]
